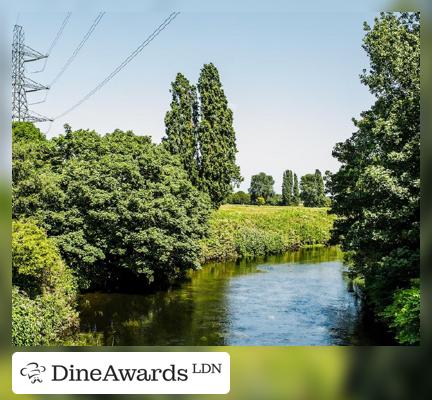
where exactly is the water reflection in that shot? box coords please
[79,246,389,346]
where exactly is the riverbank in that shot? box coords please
[201,205,335,263]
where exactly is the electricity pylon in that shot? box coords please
[12,24,52,122]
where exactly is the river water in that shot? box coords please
[79,246,391,346]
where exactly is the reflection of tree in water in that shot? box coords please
[79,245,387,346]
[325,289,362,345]
[325,275,395,346]
[266,246,343,265]
[79,264,237,346]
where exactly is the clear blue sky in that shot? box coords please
[8,0,390,192]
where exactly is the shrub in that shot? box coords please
[381,282,420,345]
[267,194,282,206]
[12,220,78,346]
[12,287,79,346]
[12,219,76,299]
[256,196,265,206]
[12,286,43,346]
[201,205,335,262]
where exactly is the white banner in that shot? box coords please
[12,352,230,394]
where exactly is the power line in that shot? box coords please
[31,12,72,74]
[54,11,180,120]
[29,12,103,106]
[49,12,105,87]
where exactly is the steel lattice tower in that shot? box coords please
[12,25,52,122]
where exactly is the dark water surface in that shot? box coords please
[79,246,391,345]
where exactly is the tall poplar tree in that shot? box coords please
[282,170,293,205]
[163,73,199,184]
[197,63,242,207]
[293,173,300,205]
[314,169,326,207]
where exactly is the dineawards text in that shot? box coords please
[52,364,189,382]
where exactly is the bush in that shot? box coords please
[12,219,76,299]
[13,124,212,289]
[201,205,335,262]
[256,196,265,206]
[12,220,78,346]
[12,287,78,346]
[381,283,420,345]
[267,194,282,206]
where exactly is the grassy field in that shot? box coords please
[201,205,335,262]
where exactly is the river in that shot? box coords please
[79,246,392,346]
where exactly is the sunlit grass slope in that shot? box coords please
[201,205,335,262]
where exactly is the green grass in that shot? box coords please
[201,205,335,262]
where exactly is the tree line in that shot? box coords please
[228,169,328,207]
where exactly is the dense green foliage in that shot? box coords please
[13,122,211,290]
[300,170,327,207]
[226,190,251,205]
[12,15,418,346]
[163,64,242,207]
[267,194,282,206]
[201,205,335,262]
[282,170,293,205]
[227,191,283,206]
[12,219,76,298]
[381,282,420,344]
[282,170,300,206]
[12,220,78,345]
[163,73,199,184]
[293,173,300,205]
[197,63,242,206]
[328,13,420,344]
[314,170,326,205]
[248,172,275,203]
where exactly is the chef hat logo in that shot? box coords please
[20,362,46,384]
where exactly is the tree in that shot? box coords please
[327,13,420,343]
[248,173,275,203]
[163,64,242,208]
[314,169,326,206]
[267,194,282,206]
[282,170,293,205]
[300,174,317,207]
[12,122,60,219]
[226,191,251,205]
[13,123,212,290]
[300,170,326,207]
[64,123,72,134]
[12,121,45,142]
[293,173,300,205]
[163,73,199,185]
[196,63,242,207]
